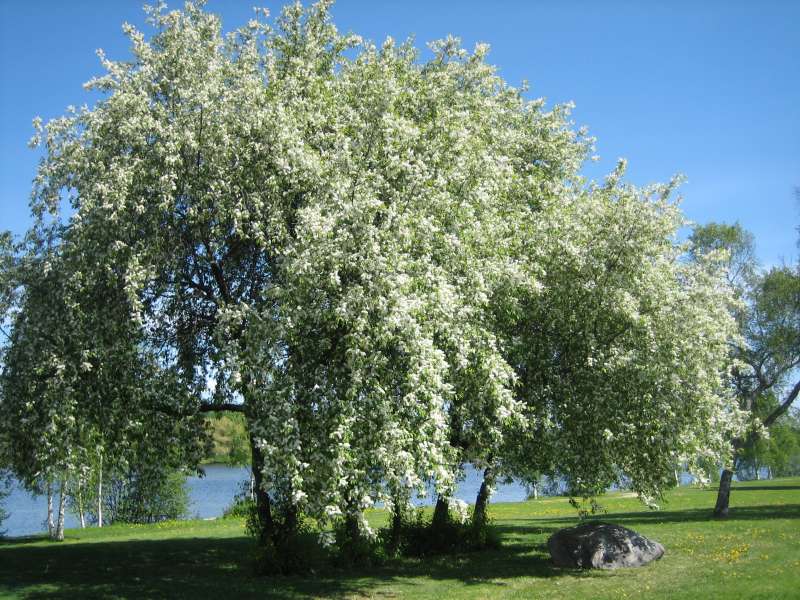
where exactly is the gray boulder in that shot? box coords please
[547,522,665,569]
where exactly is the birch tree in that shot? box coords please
[691,223,800,516]
[0,228,206,539]
[0,235,83,541]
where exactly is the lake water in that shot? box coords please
[3,464,743,538]
[1,464,528,538]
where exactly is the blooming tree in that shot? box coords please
[23,0,578,544]
[490,166,744,518]
[10,0,743,559]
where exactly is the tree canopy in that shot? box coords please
[1,0,744,554]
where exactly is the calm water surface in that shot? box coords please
[1,464,526,538]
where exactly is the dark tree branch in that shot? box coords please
[198,402,245,414]
[186,279,219,305]
[203,239,233,304]
[762,379,800,429]
[736,378,800,456]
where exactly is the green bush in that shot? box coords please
[381,506,500,557]
[332,516,385,567]
[245,501,503,574]
[252,518,329,575]
[106,466,189,525]
[223,481,255,519]
[223,496,254,519]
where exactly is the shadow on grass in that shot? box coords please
[541,503,800,528]
[725,485,800,492]
[0,534,50,546]
[492,522,562,536]
[0,530,571,600]
[6,499,795,598]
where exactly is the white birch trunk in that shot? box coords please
[78,480,86,528]
[55,478,66,541]
[97,452,103,528]
[46,479,54,539]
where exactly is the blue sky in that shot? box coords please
[1,0,798,266]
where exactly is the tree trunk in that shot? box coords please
[54,478,66,541]
[283,501,298,534]
[77,481,86,528]
[341,510,363,560]
[431,495,449,529]
[97,452,103,528]
[249,435,274,547]
[46,479,54,538]
[531,480,539,499]
[715,379,800,514]
[278,492,300,551]
[388,502,403,553]
[344,512,360,540]
[473,465,494,531]
[714,468,734,518]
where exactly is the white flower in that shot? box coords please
[447,498,470,524]
[318,531,336,549]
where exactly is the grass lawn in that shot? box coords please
[1,478,798,599]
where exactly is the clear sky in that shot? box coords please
[1,0,798,266]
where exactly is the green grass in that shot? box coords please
[1,478,798,599]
